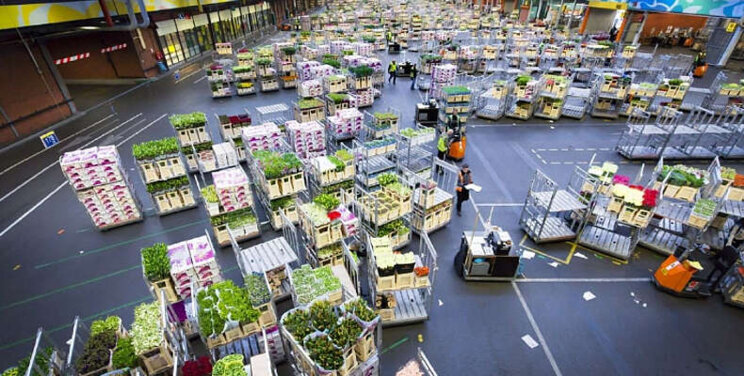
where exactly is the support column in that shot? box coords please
[615,12,629,43]
[38,41,76,114]
[632,11,647,45]
[718,25,742,66]
[578,6,590,34]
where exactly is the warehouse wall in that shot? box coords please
[132,28,161,78]
[48,31,145,81]
[584,8,616,34]
[0,41,72,144]
[640,13,707,38]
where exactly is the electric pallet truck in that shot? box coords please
[653,243,740,299]
[446,114,466,161]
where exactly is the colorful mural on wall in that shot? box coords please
[0,0,237,30]
[629,0,744,18]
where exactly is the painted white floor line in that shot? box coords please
[0,114,122,176]
[0,114,166,239]
[512,282,563,376]
[0,183,67,238]
[175,68,203,84]
[192,76,207,84]
[516,278,651,283]
[0,114,143,204]
[478,203,523,207]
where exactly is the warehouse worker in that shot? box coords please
[388,60,397,84]
[436,130,451,175]
[386,30,393,44]
[410,65,418,90]
[456,163,473,216]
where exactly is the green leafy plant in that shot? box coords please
[146,175,190,194]
[292,265,342,305]
[256,57,273,66]
[90,316,121,336]
[313,194,340,211]
[169,112,206,130]
[281,46,297,55]
[76,331,117,373]
[111,337,137,369]
[253,150,303,179]
[209,207,256,227]
[441,85,470,95]
[245,273,271,306]
[343,298,377,322]
[327,93,348,104]
[327,155,345,172]
[212,354,246,376]
[130,302,163,354]
[141,243,170,282]
[516,75,532,86]
[233,65,254,74]
[201,185,218,203]
[305,334,344,370]
[668,78,683,86]
[335,149,353,162]
[282,309,313,340]
[310,300,337,332]
[330,318,363,348]
[132,137,179,160]
[323,58,341,69]
[377,172,398,186]
[270,196,295,210]
[298,97,325,110]
[349,65,374,77]
[197,281,259,338]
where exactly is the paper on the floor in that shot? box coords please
[521,334,539,349]
[548,261,559,268]
[574,252,588,259]
[465,184,482,192]
[521,250,535,260]
[438,299,444,306]
[583,291,596,301]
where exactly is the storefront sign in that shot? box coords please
[588,1,627,10]
[629,0,744,18]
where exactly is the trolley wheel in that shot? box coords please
[454,248,465,278]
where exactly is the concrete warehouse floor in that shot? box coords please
[2,33,744,375]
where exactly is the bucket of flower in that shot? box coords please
[300,194,345,248]
[330,317,363,375]
[341,298,379,361]
[130,302,173,374]
[656,164,707,202]
[141,243,179,303]
[253,150,304,199]
[169,112,207,147]
[394,252,416,289]
[380,179,413,215]
[269,197,297,229]
[245,273,276,328]
[197,281,261,348]
[715,167,736,198]
[132,137,181,183]
[318,243,345,267]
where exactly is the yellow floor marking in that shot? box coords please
[519,234,575,265]
[567,242,630,265]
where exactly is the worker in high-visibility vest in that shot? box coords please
[436,129,451,175]
[388,60,397,84]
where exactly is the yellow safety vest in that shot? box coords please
[438,135,448,152]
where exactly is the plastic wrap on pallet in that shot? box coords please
[431,63,457,82]
[352,42,374,56]
[310,64,336,79]
[297,60,321,81]
[241,122,283,152]
[330,40,350,55]
[299,79,323,97]
[327,108,364,137]
[285,120,326,159]
[212,142,239,169]
[213,166,252,212]
[61,146,123,190]
[317,44,330,55]
[343,54,365,67]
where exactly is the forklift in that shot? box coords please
[388,41,401,54]
[445,114,466,161]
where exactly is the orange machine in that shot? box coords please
[446,114,467,161]
[653,254,710,298]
